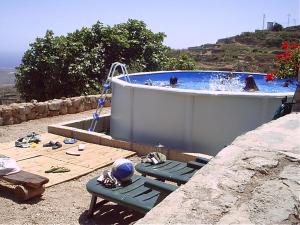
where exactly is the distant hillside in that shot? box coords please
[180,25,300,73]
[0,68,15,86]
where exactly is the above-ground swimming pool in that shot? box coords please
[111,71,296,156]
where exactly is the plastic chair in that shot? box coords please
[86,174,177,216]
[135,157,209,185]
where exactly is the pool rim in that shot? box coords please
[112,70,295,98]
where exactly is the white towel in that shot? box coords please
[0,157,21,176]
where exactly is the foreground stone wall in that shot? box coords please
[0,95,111,126]
[136,113,300,224]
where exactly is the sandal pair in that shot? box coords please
[43,141,62,149]
[45,166,70,173]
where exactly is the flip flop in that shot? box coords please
[66,150,80,156]
[45,166,70,173]
[63,138,77,144]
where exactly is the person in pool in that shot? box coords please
[243,75,259,92]
[169,76,178,87]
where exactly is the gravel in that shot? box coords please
[0,108,143,225]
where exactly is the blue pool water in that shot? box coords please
[120,71,297,93]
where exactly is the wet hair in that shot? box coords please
[283,81,289,87]
[243,75,259,91]
[170,76,178,86]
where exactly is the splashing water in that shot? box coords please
[209,74,244,92]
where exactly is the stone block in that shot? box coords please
[36,102,48,114]
[59,105,68,115]
[77,104,85,112]
[67,106,77,114]
[48,100,62,111]
[48,110,60,117]
[71,97,82,108]
[64,98,72,107]
[3,116,14,125]
[26,112,37,120]
[16,113,27,122]
[2,106,13,117]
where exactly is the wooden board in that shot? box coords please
[1,132,136,187]
[0,133,68,161]
[17,156,91,187]
[2,170,49,188]
[45,143,135,169]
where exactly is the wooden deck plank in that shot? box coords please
[1,132,136,187]
[44,143,135,169]
[17,156,91,187]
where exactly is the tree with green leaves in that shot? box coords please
[16,19,195,101]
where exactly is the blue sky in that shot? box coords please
[0,0,299,66]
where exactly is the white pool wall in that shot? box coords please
[110,72,294,156]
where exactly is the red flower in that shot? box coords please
[266,73,275,81]
[281,41,289,50]
[275,53,285,60]
[283,51,292,61]
[290,42,299,49]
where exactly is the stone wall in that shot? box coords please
[136,113,300,224]
[0,95,111,126]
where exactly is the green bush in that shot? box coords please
[16,19,195,101]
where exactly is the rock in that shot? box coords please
[3,116,14,125]
[48,110,60,117]
[67,106,77,114]
[36,102,48,115]
[2,106,13,117]
[248,180,297,224]
[23,104,32,115]
[77,104,85,112]
[64,99,72,107]
[16,113,27,122]
[48,100,62,111]
[71,97,82,108]
[26,112,37,120]
[59,105,68,115]
[0,117,3,126]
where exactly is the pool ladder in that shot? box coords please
[88,62,131,132]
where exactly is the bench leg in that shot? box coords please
[15,185,45,201]
[87,195,97,217]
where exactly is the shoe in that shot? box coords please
[78,144,85,151]
[63,138,77,144]
[52,142,62,149]
[43,141,55,147]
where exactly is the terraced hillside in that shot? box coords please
[182,25,300,73]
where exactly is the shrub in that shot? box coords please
[15,19,195,101]
[274,41,300,79]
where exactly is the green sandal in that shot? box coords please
[45,166,70,173]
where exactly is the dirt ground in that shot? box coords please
[0,108,144,225]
